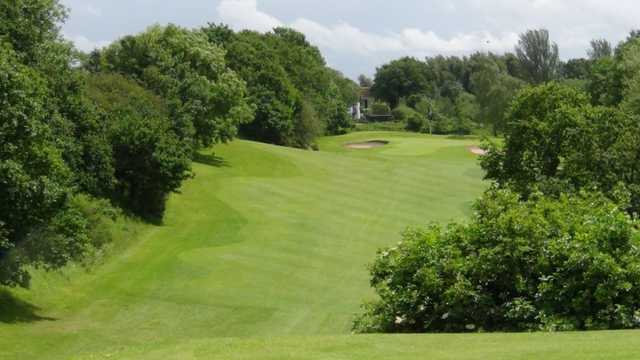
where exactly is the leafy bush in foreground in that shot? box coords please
[354,189,640,333]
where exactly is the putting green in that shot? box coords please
[1,132,636,359]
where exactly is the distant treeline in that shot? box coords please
[365,29,631,135]
[0,0,357,287]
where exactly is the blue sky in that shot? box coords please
[60,0,640,79]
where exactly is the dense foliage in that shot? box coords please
[368,29,630,136]
[357,30,640,334]
[482,82,640,214]
[202,24,358,147]
[85,73,192,218]
[0,0,360,287]
[0,0,116,286]
[354,189,640,333]
[99,24,253,149]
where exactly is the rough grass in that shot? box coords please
[1,131,637,359]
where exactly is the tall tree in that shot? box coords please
[471,56,524,135]
[588,39,613,60]
[0,0,112,287]
[358,74,373,87]
[371,57,433,108]
[102,24,252,149]
[515,29,560,84]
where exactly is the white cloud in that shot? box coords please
[217,0,519,62]
[217,0,282,33]
[86,4,102,17]
[58,0,640,78]
[64,33,111,52]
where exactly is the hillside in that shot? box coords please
[2,132,637,359]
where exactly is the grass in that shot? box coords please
[0,131,637,359]
[354,121,407,132]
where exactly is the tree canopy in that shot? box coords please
[101,24,253,149]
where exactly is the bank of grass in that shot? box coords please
[78,331,640,360]
[1,131,635,359]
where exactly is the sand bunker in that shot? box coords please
[469,146,487,156]
[345,140,389,149]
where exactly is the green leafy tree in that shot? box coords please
[588,39,613,60]
[354,189,640,333]
[471,60,524,135]
[0,0,116,287]
[0,0,67,63]
[217,29,300,145]
[103,24,252,148]
[0,44,74,286]
[515,29,560,84]
[372,57,433,108]
[482,82,640,213]
[587,56,621,106]
[561,58,592,79]
[86,73,192,219]
[481,83,590,195]
[202,25,354,145]
[452,92,478,135]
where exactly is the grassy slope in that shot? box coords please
[0,131,637,359]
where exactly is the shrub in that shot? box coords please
[370,101,391,116]
[354,189,640,333]
[391,105,416,122]
[432,115,454,134]
[405,113,426,132]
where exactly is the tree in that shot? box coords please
[452,92,478,135]
[482,81,640,213]
[588,39,613,60]
[0,0,116,287]
[215,29,300,146]
[0,0,67,63]
[85,73,192,219]
[371,57,433,108]
[481,83,590,195]
[202,25,355,145]
[470,56,524,135]
[587,56,621,106]
[515,29,560,84]
[0,44,74,286]
[354,189,640,333]
[358,74,373,87]
[561,58,592,79]
[102,24,253,149]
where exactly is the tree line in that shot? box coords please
[0,0,357,287]
[366,29,624,136]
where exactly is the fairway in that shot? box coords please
[1,131,638,359]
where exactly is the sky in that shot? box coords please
[60,0,640,79]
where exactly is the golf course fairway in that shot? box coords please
[1,131,638,359]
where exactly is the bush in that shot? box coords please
[391,105,416,122]
[354,189,640,333]
[370,101,391,116]
[405,113,426,132]
[432,115,454,134]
